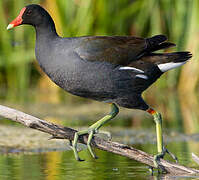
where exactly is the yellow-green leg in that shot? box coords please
[153,112,164,169]
[72,103,119,161]
[147,108,178,172]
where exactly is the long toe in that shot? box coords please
[154,156,167,173]
[154,150,168,173]
[87,130,98,159]
[165,148,178,163]
[72,146,85,161]
[72,130,89,161]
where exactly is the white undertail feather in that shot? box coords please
[119,66,144,73]
[157,61,188,72]
[119,66,148,79]
[135,74,148,80]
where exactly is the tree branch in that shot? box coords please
[0,104,198,175]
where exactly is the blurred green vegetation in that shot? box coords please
[0,0,199,133]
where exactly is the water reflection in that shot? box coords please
[0,140,199,180]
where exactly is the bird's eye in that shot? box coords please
[26,10,32,16]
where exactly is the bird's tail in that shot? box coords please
[145,35,192,72]
[149,52,192,72]
[146,35,176,52]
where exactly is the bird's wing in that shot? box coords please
[74,35,146,66]
[74,35,175,66]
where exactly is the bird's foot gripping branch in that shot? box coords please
[147,108,178,173]
[0,104,199,175]
[72,103,119,161]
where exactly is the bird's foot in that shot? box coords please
[87,128,98,159]
[71,127,99,161]
[153,147,178,174]
[71,103,119,161]
[153,149,167,173]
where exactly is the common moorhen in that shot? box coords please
[7,4,192,169]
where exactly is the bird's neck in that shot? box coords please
[35,20,59,40]
[34,21,60,68]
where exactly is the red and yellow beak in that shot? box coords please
[7,7,26,30]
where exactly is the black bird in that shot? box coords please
[7,4,191,168]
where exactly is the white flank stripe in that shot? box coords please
[135,74,148,80]
[119,66,144,73]
[158,61,187,72]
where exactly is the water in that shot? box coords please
[0,128,199,180]
[0,101,198,179]
[0,151,146,180]
[0,149,153,180]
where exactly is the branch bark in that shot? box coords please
[0,104,198,175]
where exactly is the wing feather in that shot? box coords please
[75,36,147,65]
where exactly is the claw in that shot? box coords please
[77,157,85,162]
[69,140,73,146]
[71,145,85,161]
[148,166,154,175]
[165,148,178,163]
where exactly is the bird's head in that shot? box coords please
[7,4,51,30]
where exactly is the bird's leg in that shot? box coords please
[147,108,178,172]
[72,103,119,161]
